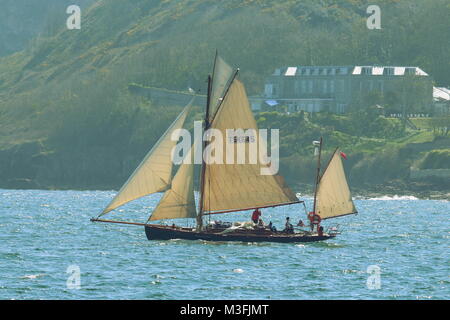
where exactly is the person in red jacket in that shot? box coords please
[251,208,261,224]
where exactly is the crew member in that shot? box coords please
[308,212,322,232]
[284,217,294,234]
[251,208,261,224]
[257,218,265,228]
[268,221,277,232]
[318,226,324,236]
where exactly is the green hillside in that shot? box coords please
[0,0,95,57]
[0,0,449,195]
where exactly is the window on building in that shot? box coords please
[330,80,335,93]
[308,80,313,93]
[362,67,372,75]
[338,79,344,92]
[264,84,273,97]
[337,103,346,113]
[314,101,322,112]
[405,67,416,75]
[295,80,301,95]
[384,68,394,76]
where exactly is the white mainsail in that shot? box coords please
[100,101,193,215]
[315,150,357,219]
[148,144,197,221]
[201,79,299,214]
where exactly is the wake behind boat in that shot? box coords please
[91,53,357,243]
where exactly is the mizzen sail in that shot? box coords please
[100,101,193,215]
[202,79,299,214]
[315,150,357,219]
[149,144,197,221]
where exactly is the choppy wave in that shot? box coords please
[366,195,419,201]
[20,274,46,280]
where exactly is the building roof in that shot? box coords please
[433,87,450,101]
[265,100,279,106]
[273,66,429,77]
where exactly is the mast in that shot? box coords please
[197,74,212,231]
[312,137,323,214]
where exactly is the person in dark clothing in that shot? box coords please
[284,217,294,234]
[268,221,277,232]
[318,226,324,236]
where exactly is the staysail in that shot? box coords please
[201,79,299,214]
[148,144,197,221]
[100,101,193,215]
[315,149,357,219]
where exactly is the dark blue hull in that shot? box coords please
[145,224,335,243]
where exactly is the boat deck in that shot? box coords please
[145,224,336,243]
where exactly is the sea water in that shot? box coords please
[0,189,448,299]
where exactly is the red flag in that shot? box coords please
[340,151,347,160]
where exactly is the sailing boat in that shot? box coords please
[91,54,357,243]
